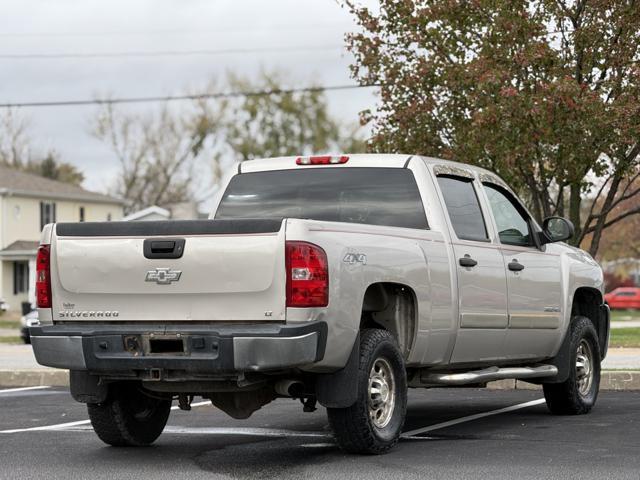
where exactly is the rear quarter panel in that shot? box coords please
[286,219,454,371]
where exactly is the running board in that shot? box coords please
[420,365,558,386]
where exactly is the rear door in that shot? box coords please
[481,182,563,360]
[50,219,287,323]
[435,173,509,364]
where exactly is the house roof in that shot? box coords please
[0,164,124,205]
[122,205,171,221]
[0,240,39,256]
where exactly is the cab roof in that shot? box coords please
[239,153,501,181]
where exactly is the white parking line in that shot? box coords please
[0,386,50,394]
[1,419,92,433]
[401,398,546,437]
[0,398,547,440]
[0,400,211,434]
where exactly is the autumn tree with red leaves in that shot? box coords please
[346,0,640,256]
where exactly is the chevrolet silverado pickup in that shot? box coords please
[31,154,609,454]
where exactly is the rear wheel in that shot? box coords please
[327,329,407,454]
[88,383,171,446]
[543,316,601,415]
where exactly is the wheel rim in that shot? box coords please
[368,357,396,429]
[576,339,594,397]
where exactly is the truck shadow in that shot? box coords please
[82,391,555,479]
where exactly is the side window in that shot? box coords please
[483,183,533,247]
[436,176,488,242]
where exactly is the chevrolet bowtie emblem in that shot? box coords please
[145,268,182,285]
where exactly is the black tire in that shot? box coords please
[327,329,407,454]
[87,383,171,446]
[543,316,601,415]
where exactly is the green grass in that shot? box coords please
[609,328,640,348]
[610,310,640,322]
[0,336,22,344]
[0,311,21,329]
[0,319,21,329]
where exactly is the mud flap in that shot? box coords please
[70,370,108,404]
[544,306,610,384]
[315,333,359,408]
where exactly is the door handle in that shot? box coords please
[459,255,478,268]
[508,260,525,272]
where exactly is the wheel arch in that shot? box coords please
[316,281,418,410]
[359,282,418,360]
[545,286,610,384]
[571,286,609,359]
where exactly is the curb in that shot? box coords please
[1,369,640,390]
[0,369,69,388]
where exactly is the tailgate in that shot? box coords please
[50,219,286,322]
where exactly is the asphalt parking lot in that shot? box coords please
[0,387,638,480]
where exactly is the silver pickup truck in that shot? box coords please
[31,154,609,454]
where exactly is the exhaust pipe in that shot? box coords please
[275,380,304,397]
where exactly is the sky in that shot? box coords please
[0,0,377,203]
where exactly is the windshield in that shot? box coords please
[215,167,429,230]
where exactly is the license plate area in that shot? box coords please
[143,334,186,355]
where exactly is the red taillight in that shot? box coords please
[296,155,349,165]
[286,241,328,308]
[36,245,52,309]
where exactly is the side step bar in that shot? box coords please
[421,365,558,386]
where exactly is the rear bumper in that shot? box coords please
[30,322,327,377]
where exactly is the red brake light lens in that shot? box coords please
[36,245,52,309]
[296,155,349,165]
[286,241,328,307]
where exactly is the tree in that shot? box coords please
[92,101,223,214]
[94,72,366,214]
[0,108,84,185]
[0,108,30,167]
[346,0,640,256]
[593,179,640,260]
[222,71,366,161]
[24,151,84,186]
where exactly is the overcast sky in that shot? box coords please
[0,0,376,201]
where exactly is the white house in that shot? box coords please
[0,165,125,312]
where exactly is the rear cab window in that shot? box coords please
[215,167,429,230]
[436,175,488,242]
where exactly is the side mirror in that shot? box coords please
[542,216,574,244]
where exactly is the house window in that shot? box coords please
[40,201,56,230]
[79,207,85,222]
[13,262,29,295]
